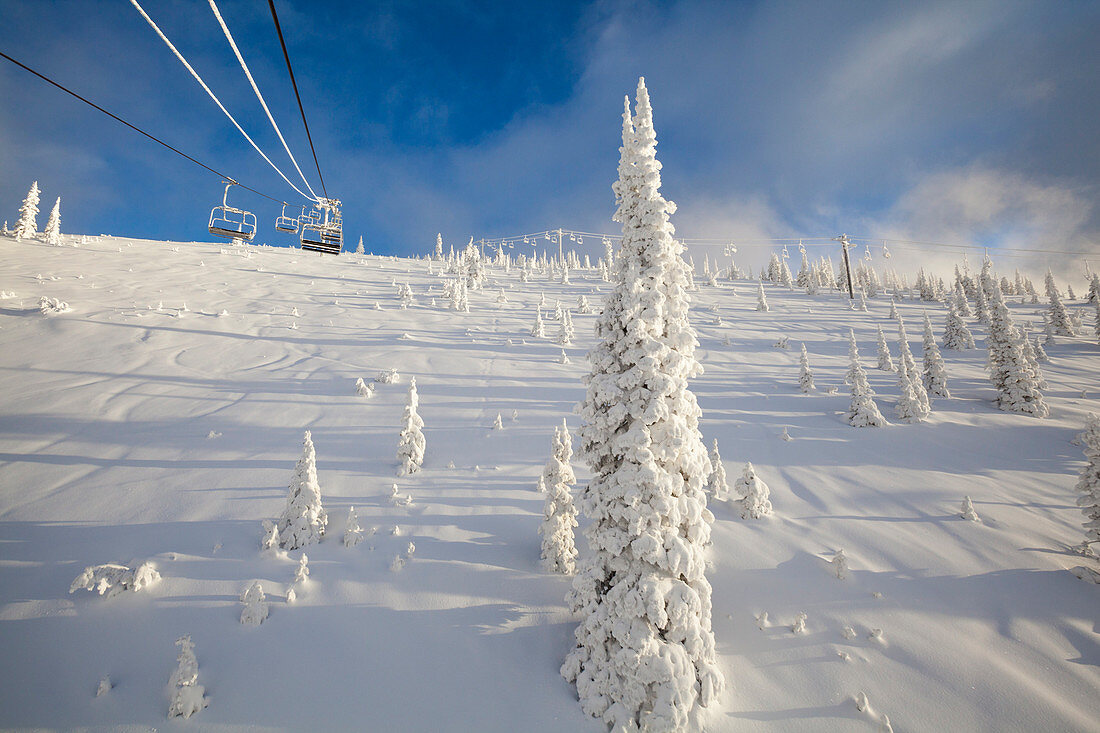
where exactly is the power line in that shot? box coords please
[128,0,313,203]
[208,0,320,201]
[268,0,328,200]
[0,49,283,203]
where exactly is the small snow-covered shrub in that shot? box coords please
[960,496,980,521]
[344,507,364,547]
[240,581,268,626]
[39,296,70,314]
[737,462,772,518]
[168,635,208,719]
[376,368,400,384]
[355,377,374,397]
[69,561,160,598]
[798,343,815,393]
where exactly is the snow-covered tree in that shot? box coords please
[974,260,991,324]
[343,507,364,547]
[168,636,208,719]
[433,233,443,261]
[943,301,976,350]
[847,329,887,427]
[707,439,729,499]
[875,326,895,371]
[578,294,592,314]
[888,298,899,321]
[798,343,815,393]
[355,235,365,255]
[896,315,930,412]
[1073,414,1100,555]
[1045,270,1076,337]
[756,282,769,312]
[961,496,980,521]
[13,181,40,240]
[557,309,575,345]
[953,280,973,318]
[563,79,723,731]
[1094,299,1100,344]
[895,358,930,423]
[987,281,1049,417]
[1087,273,1100,304]
[531,309,546,338]
[397,378,426,475]
[43,197,61,245]
[240,581,268,626]
[736,462,772,518]
[276,431,328,550]
[921,312,950,398]
[540,421,578,574]
[69,561,160,597]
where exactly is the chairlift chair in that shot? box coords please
[209,182,256,241]
[300,197,343,255]
[274,203,300,234]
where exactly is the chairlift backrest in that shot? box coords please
[274,203,299,234]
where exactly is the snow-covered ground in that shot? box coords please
[0,234,1097,731]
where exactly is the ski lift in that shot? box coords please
[798,240,806,255]
[882,242,891,259]
[208,181,256,241]
[577,235,584,245]
[723,242,737,257]
[864,244,872,261]
[274,203,301,234]
[300,197,343,255]
[523,236,529,244]
[781,244,790,259]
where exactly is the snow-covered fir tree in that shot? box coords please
[43,197,61,246]
[343,507,364,547]
[888,298,899,320]
[921,312,950,398]
[1045,270,1076,337]
[961,496,981,521]
[875,326,895,371]
[578,294,592,314]
[240,581,268,626]
[1094,299,1100,343]
[987,281,1049,417]
[756,282,769,312]
[1019,329,1048,389]
[736,462,772,518]
[531,308,546,338]
[13,181,40,241]
[433,233,443,261]
[557,310,575,346]
[798,343,815,393]
[895,358,930,423]
[896,315,930,412]
[539,421,578,574]
[356,235,365,255]
[168,635,208,719]
[397,378,426,475]
[974,260,991,324]
[563,79,723,731]
[1073,414,1100,555]
[847,329,887,427]
[953,280,973,318]
[707,439,729,499]
[1087,273,1100,304]
[943,301,976,349]
[276,431,328,550]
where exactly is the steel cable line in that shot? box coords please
[0,49,283,203]
[267,0,327,200]
[208,0,320,202]
[128,0,313,203]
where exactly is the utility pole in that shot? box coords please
[834,234,855,299]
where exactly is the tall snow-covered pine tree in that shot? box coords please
[563,79,723,731]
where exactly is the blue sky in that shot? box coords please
[1,0,1098,270]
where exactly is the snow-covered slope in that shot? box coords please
[0,234,1097,731]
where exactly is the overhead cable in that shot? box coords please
[267,0,327,199]
[0,49,282,203]
[128,0,313,203]
[208,0,320,201]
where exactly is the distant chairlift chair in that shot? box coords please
[300,198,343,255]
[274,203,301,234]
[208,182,256,241]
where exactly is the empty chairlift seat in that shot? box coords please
[208,182,256,241]
[299,198,343,255]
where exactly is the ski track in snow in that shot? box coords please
[0,234,1098,731]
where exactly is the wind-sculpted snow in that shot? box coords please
[0,229,1098,730]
